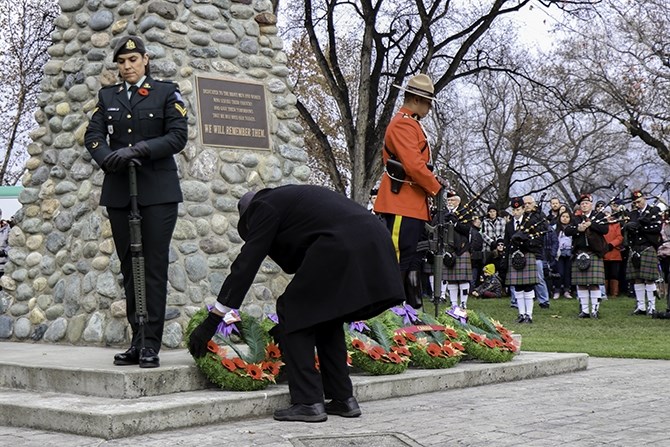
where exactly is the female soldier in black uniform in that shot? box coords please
[84,36,188,368]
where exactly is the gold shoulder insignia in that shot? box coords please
[92,107,99,115]
[91,142,99,149]
[175,103,187,117]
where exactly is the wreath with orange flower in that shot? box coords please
[379,309,465,369]
[345,318,410,375]
[185,308,283,391]
[438,310,519,363]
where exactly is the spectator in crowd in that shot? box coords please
[0,212,9,283]
[554,210,574,299]
[547,197,562,224]
[470,215,485,288]
[602,208,624,298]
[485,238,508,293]
[471,263,503,299]
[481,205,505,255]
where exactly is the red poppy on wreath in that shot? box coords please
[233,357,247,368]
[393,334,407,346]
[245,363,263,380]
[368,349,382,360]
[265,343,281,359]
[387,352,403,364]
[352,339,366,351]
[221,358,237,372]
[426,343,442,357]
[138,87,149,96]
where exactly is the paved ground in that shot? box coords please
[0,357,667,446]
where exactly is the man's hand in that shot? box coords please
[187,312,222,358]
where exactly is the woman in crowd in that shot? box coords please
[555,210,574,299]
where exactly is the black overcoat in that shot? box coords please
[217,185,405,333]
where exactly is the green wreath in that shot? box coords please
[436,309,518,363]
[185,308,283,391]
[345,319,409,376]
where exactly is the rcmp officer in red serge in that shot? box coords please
[564,194,609,319]
[373,74,445,309]
[624,190,663,316]
[187,185,405,422]
[84,36,188,367]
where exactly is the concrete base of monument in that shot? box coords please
[0,342,587,440]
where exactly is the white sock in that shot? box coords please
[590,290,600,313]
[459,283,469,308]
[524,290,535,317]
[646,283,656,311]
[577,288,589,313]
[634,283,646,310]
[441,280,448,298]
[448,284,458,307]
[517,291,527,316]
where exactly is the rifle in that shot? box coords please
[128,161,148,351]
[425,189,446,318]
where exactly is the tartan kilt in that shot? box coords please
[443,251,472,282]
[507,252,538,286]
[571,251,605,286]
[626,246,659,282]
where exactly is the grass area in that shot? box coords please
[423,294,670,360]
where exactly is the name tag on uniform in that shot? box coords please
[107,107,120,112]
[108,125,114,135]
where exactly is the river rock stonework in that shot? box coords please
[0,0,308,347]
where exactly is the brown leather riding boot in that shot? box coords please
[610,279,619,298]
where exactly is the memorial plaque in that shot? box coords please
[196,75,271,150]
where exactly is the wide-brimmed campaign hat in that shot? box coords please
[393,74,436,101]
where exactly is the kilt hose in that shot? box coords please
[507,252,538,286]
[571,251,605,286]
[626,246,659,282]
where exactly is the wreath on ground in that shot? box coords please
[437,308,519,363]
[345,318,410,375]
[378,307,465,369]
[185,308,283,391]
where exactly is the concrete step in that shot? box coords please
[0,343,212,398]
[0,342,589,440]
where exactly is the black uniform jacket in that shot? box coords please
[504,212,544,257]
[84,76,188,207]
[564,211,608,255]
[434,206,471,255]
[217,185,405,333]
[626,205,662,249]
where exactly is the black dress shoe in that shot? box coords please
[273,403,327,422]
[524,315,533,324]
[113,346,139,366]
[632,308,646,316]
[577,311,590,318]
[539,302,550,309]
[139,347,160,368]
[325,397,362,418]
[516,314,526,323]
